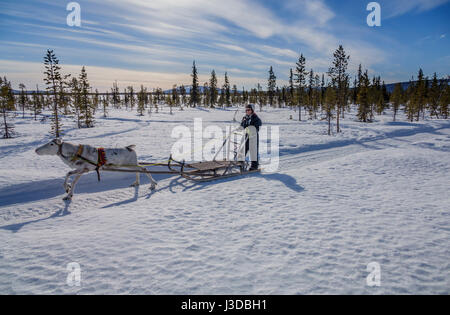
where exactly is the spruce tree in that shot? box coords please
[357,70,371,122]
[224,72,231,107]
[190,61,200,107]
[43,49,63,137]
[79,66,94,128]
[209,70,218,108]
[0,77,15,138]
[415,69,426,121]
[268,66,277,107]
[328,45,350,133]
[295,54,308,121]
[391,83,403,122]
[428,73,440,118]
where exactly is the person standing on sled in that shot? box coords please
[241,104,262,171]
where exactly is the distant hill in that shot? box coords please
[384,78,449,93]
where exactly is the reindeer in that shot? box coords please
[35,139,157,200]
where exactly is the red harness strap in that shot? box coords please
[96,148,107,181]
[97,148,107,168]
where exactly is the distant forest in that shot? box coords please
[1,47,449,138]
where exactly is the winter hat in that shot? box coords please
[246,104,255,113]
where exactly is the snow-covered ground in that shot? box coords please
[0,106,449,294]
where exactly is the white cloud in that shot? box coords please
[383,0,450,18]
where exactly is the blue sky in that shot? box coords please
[0,0,449,91]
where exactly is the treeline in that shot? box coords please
[188,45,449,135]
[1,48,449,139]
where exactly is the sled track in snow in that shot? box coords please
[278,123,450,172]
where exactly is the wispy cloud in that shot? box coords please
[383,0,450,18]
[3,0,445,90]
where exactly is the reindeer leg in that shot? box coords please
[64,170,79,193]
[64,169,89,200]
[146,171,157,191]
[131,172,140,187]
[129,167,157,190]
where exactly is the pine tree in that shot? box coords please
[224,72,231,107]
[43,49,63,137]
[390,83,403,122]
[268,66,277,107]
[415,69,426,121]
[357,70,371,122]
[79,66,94,128]
[328,45,350,133]
[190,61,200,107]
[0,77,15,138]
[428,73,441,118]
[295,54,308,121]
[209,70,218,108]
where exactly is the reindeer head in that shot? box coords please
[35,139,63,156]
